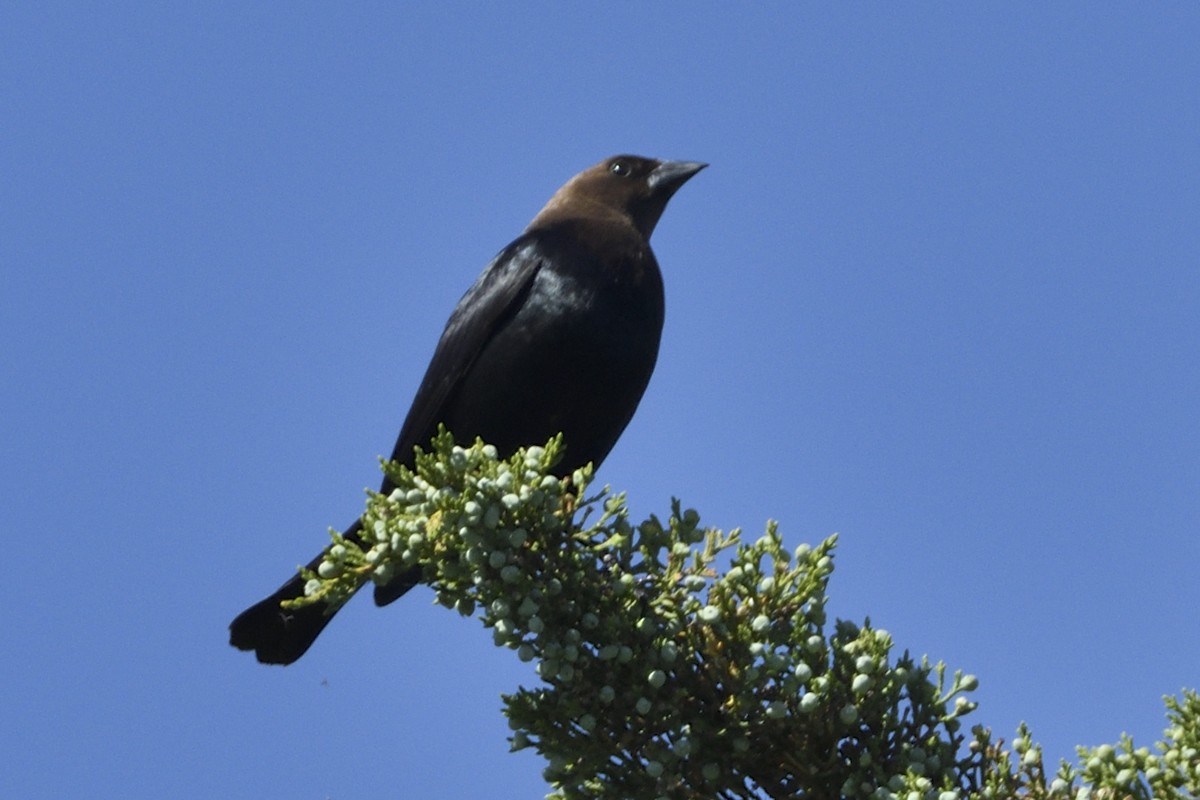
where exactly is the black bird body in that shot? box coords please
[230,156,704,664]
[386,226,664,486]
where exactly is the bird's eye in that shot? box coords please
[609,160,630,176]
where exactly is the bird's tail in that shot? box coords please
[228,539,348,665]
[229,519,421,664]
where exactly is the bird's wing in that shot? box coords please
[385,232,547,470]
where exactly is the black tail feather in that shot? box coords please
[228,571,338,665]
[229,519,421,664]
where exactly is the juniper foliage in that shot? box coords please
[289,431,1199,800]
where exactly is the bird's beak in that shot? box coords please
[648,160,708,195]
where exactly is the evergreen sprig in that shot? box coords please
[289,431,1198,799]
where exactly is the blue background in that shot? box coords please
[4,4,1197,797]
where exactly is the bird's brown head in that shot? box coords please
[529,155,707,240]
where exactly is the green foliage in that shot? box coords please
[290,431,1199,799]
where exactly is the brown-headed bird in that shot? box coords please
[229,155,705,664]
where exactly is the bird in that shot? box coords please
[229,155,706,665]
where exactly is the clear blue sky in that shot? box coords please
[4,4,1197,797]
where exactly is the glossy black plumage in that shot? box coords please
[229,155,705,664]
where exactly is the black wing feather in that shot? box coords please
[384,232,545,479]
